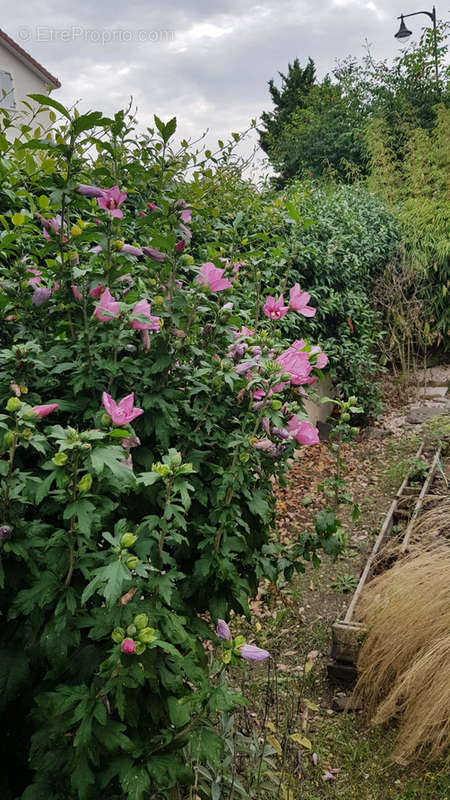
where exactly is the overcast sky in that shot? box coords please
[6,0,445,169]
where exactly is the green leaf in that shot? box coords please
[168,695,191,727]
[289,733,312,749]
[71,758,95,796]
[0,648,29,708]
[153,115,176,143]
[164,116,177,141]
[63,499,96,534]
[72,111,104,136]
[154,115,165,136]
[35,471,56,504]
[315,510,337,535]
[82,560,131,607]
[285,200,301,223]
[120,764,150,800]
[20,138,57,150]
[247,489,269,520]
[28,93,71,119]
[151,639,183,659]
[147,754,192,786]
[137,472,161,487]
[89,446,134,482]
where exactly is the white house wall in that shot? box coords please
[0,45,57,139]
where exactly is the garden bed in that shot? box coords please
[328,442,445,685]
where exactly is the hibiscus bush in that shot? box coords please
[182,170,400,419]
[0,101,341,799]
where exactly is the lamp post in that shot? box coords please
[394,6,439,91]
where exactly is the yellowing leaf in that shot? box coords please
[288,733,312,749]
[304,659,314,675]
[266,734,282,756]
[12,213,25,226]
[304,699,319,711]
[282,784,294,800]
[265,721,276,731]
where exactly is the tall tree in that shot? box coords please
[258,57,316,156]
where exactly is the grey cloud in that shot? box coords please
[5,0,437,154]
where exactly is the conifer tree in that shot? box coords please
[258,57,316,156]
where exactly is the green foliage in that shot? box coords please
[260,17,449,184]
[284,183,397,416]
[331,572,358,594]
[258,57,316,163]
[367,103,450,348]
[269,76,369,182]
[183,168,399,417]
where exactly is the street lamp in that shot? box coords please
[394,6,439,90]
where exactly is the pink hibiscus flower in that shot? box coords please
[198,262,232,292]
[289,284,316,317]
[102,392,144,426]
[263,294,289,320]
[97,186,127,219]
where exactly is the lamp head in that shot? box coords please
[395,14,413,39]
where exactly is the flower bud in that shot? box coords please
[342,413,351,422]
[180,254,194,266]
[69,250,79,267]
[77,473,93,493]
[66,427,78,441]
[134,613,149,630]
[71,224,82,237]
[111,626,125,643]
[6,397,22,413]
[126,555,139,570]
[126,624,137,637]
[52,452,68,466]
[351,427,360,436]
[348,396,357,405]
[138,627,156,644]
[135,641,146,655]
[22,409,39,421]
[22,429,33,441]
[3,431,14,447]
[121,638,136,655]
[169,451,182,468]
[0,525,11,540]
[152,462,171,478]
[121,532,137,548]
[80,442,91,452]
[101,413,112,427]
[271,400,282,410]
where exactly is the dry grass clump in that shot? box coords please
[407,496,450,551]
[354,546,450,762]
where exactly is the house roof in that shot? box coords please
[0,29,61,88]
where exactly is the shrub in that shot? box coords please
[0,102,341,798]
